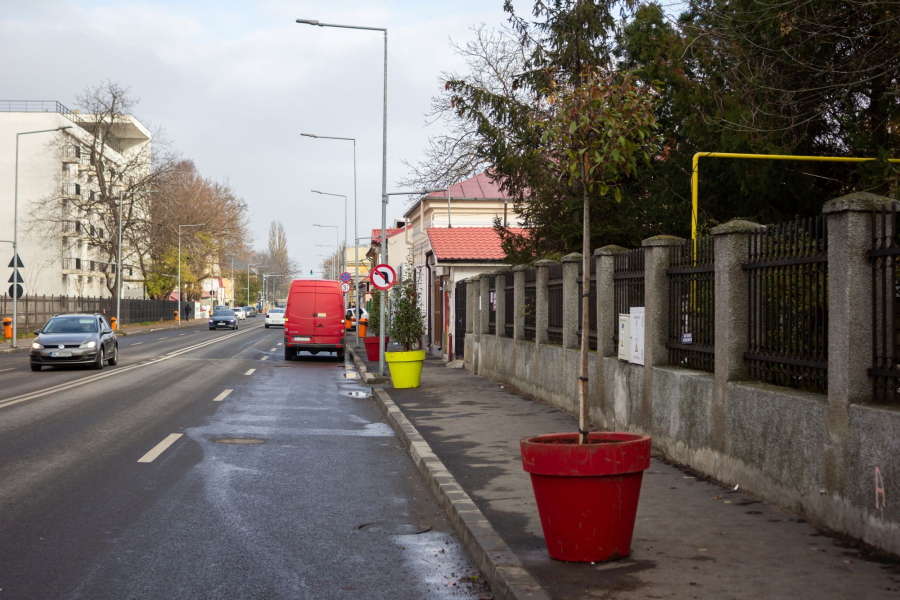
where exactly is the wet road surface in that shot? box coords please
[0,324,487,599]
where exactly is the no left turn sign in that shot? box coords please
[370,264,396,290]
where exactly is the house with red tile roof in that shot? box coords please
[389,172,523,359]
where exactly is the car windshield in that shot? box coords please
[270,309,284,314]
[212,310,234,317]
[42,316,98,334]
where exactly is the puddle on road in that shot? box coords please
[359,522,432,535]
[213,438,265,445]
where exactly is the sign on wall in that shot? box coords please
[630,307,645,365]
[618,314,630,361]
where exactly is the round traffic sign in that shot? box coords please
[370,264,396,290]
[8,283,23,299]
[340,282,350,294]
[340,272,351,283]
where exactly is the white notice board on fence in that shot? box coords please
[630,307,645,365]
[618,314,630,361]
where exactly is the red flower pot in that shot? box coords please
[520,432,651,562]
[363,335,389,361]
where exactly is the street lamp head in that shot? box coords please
[57,126,73,131]
[300,133,318,138]
[295,19,321,26]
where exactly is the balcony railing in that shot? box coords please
[64,183,81,197]
[62,258,83,271]
[0,100,125,154]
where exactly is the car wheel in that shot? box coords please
[94,347,105,370]
[108,344,118,366]
[284,347,292,361]
[337,350,345,361]
[265,324,269,329]
[30,363,41,372]
[210,327,215,330]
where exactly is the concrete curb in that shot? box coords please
[347,346,390,385]
[370,385,550,600]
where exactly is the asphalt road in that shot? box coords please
[0,321,487,599]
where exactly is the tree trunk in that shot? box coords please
[578,161,591,444]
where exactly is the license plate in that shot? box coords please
[51,351,72,358]
[219,321,228,325]
[294,336,310,342]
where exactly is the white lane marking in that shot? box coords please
[0,327,260,411]
[270,348,277,352]
[159,337,168,340]
[179,333,185,336]
[132,342,143,346]
[260,356,268,361]
[245,368,256,375]
[277,343,282,346]
[137,433,183,463]
[213,389,233,402]
[0,367,14,372]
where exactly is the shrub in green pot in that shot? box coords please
[385,268,426,388]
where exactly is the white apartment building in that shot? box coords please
[0,101,152,298]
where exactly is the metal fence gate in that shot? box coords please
[454,280,466,359]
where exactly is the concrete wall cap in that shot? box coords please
[594,245,627,256]
[822,192,899,214]
[494,267,513,275]
[560,252,583,263]
[642,235,685,247]
[710,219,763,235]
[534,259,558,267]
[512,264,531,271]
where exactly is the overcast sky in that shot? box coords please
[1,0,513,275]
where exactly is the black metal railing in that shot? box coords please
[0,100,125,153]
[869,204,900,404]
[488,275,497,334]
[547,262,564,344]
[504,274,515,337]
[744,216,828,393]
[576,260,598,350]
[455,280,466,359]
[64,183,81,197]
[62,257,82,271]
[523,267,537,341]
[667,237,715,372]
[0,294,178,332]
[613,249,645,345]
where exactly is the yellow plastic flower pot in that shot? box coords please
[384,350,426,389]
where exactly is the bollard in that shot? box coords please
[3,317,11,340]
[111,316,117,331]
[175,310,179,322]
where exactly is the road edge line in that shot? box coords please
[370,385,550,600]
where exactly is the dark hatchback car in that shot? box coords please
[209,309,239,330]
[30,313,118,372]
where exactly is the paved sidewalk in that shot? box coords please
[366,355,900,599]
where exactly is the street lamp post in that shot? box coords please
[295,17,389,376]
[302,133,360,339]
[315,246,336,279]
[247,264,269,308]
[177,224,202,326]
[117,189,154,329]
[263,273,283,309]
[10,125,72,347]
[313,192,348,313]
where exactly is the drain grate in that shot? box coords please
[213,438,265,445]
[343,372,359,379]
[358,522,432,535]
[347,391,371,399]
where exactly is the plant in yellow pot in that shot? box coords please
[384,267,426,388]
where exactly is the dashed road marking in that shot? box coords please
[159,337,168,340]
[260,356,268,361]
[245,368,256,376]
[270,347,277,352]
[213,389,233,402]
[0,367,14,372]
[132,342,143,346]
[179,333,185,336]
[277,343,282,346]
[137,433,183,463]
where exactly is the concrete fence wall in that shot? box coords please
[461,192,900,556]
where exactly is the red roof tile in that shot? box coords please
[371,226,407,244]
[426,227,525,262]
[424,172,511,200]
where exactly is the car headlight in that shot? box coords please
[79,340,97,349]
[31,341,43,350]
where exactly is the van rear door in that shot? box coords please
[314,286,344,345]
[288,285,316,342]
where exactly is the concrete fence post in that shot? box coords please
[710,220,761,452]
[465,277,475,335]
[595,246,626,357]
[534,260,555,345]
[513,265,527,341]
[561,253,582,350]
[495,269,509,338]
[822,193,898,495]
[479,274,491,335]
[641,236,685,431]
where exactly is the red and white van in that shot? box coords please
[284,280,345,360]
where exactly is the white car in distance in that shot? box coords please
[265,308,285,328]
[233,307,247,320]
